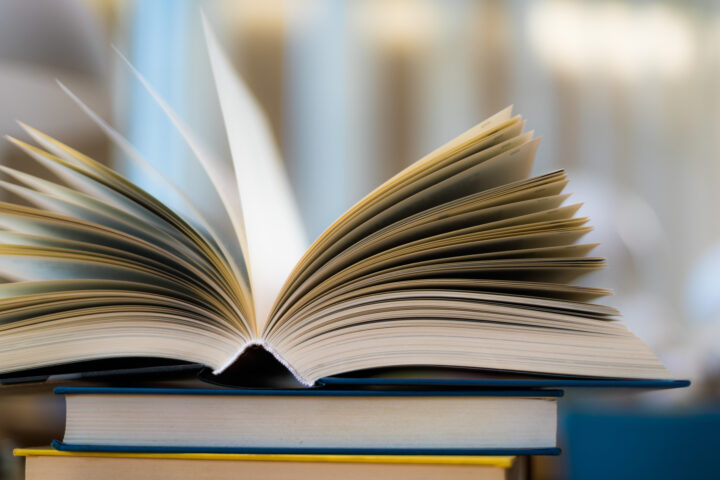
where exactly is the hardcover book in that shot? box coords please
[16,447,528,480]
[0,17,671,387]
[51,386,561,454]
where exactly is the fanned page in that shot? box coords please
[263,112,670,384]
[202,16,308,331]
[0,19,670,386]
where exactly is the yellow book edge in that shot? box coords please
[14,447,515,468]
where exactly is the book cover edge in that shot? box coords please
[48,440,561,457]
[15,446,517,467]
[52,386,564,397]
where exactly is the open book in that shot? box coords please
[0,19,669,387]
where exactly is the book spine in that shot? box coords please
[212,340,314,387]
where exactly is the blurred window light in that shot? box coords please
[527,1,695,81]
[685,244,720,324]
[126,0,191,196]
[230,0,321,34]
[615,192,664,259]
[355,0,440,53]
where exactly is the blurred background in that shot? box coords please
[0,0,718,478]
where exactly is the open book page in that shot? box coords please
[2,134,251,324]
[0,116,259,373]
[246,103,669,384]
[0,278,243,374]
[268,111,522,329]
[267,125,538,331]
[111,49,256,330]
[52,82,253,311]
[202,16,308,333]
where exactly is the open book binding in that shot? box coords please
[0,17,671,387]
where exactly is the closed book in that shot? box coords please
[53,387,561,455]
[16,447,528,480]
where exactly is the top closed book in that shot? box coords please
[0,17,671,387]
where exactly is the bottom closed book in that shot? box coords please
[15,448,528,480]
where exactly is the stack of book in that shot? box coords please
[1,15,686,480]
[11,377,687,479]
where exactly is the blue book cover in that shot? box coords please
[50,440,561,456]
[2,358,689,391]
[54,385,564,397]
